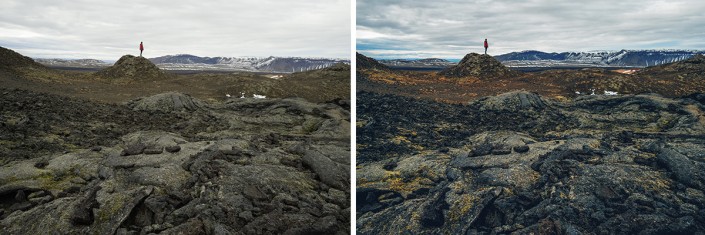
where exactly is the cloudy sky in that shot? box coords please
[358,0,705,59]
[1,0,350,60]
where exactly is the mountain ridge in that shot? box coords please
[496,49,704,67]
[32,54,349,73]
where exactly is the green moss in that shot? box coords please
[96,192,129,223]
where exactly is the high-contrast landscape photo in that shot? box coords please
[0,0,351,234]
[357,0,705,234]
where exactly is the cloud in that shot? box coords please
[357,0,705,59]
[0,0,351,60]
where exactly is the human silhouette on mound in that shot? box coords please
[140,42,144,57]
[484,39,488,55]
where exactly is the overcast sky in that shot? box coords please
[1,0,350,60]
[357,0,705,59]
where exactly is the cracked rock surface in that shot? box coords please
[357,90,705,234]
[1,88,350,234]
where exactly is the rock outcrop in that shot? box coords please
[438,53,518,79]
[357,90,705,234]
[95,55,170,80]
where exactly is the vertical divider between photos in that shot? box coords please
[350,0,357,233]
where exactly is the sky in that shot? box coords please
[357,0,705,59]
[1,0,350,60]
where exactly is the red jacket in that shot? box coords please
[484,40,488,48]
[140,43,144,51]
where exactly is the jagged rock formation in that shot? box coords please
[439,53,517,78]
[95,55,170,80]
[126,92,208,112]
[471,91,547,111]
[356,52,390,71]
[357,90,705,234]
[0,88,350,234]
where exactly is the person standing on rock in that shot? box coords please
[484,39,489,55]
[139,42,144,57]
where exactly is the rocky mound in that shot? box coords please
[0,47,45,69]
[126,92,208,112]
[438,53,517,78]
[357,52,390,71]
[358,90,705,234]
[470,90,548,111]
[95,55,169,80]
[0,88,350,234]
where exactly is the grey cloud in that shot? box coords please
[1,0,351,60]
[357,0,705,59]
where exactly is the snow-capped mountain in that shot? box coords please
[149,54,349,72]
[34,58,111,68]
[378,58,455,67]
[495,49,704,67]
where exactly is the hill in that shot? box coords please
[95,55,171,80]
[0,47,46,69]
[356,52,390,71]
[438,53,518,79]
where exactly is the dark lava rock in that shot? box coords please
[14,190,26,201]
[34,160,48,169]
[382,161,397,171]
[656,148,705,189]
[70,186,101,225]
[165,145,181,153]
[357,90,705,234]
[302,151,349,191]
[121,143,146,156]
[473,144,493,156]
[143,148,163,155]
[357,188,402,214]
[513,145,530,153]
[491,148,512,155]
[420,190,449,228]
[472,90,547,111]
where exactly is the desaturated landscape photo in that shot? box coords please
[357,0,705,234]
[0,0,350,234]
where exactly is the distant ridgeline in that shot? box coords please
[495,49,705,67]
[370,49,704,69]
[148,54,349,72]
[33,54,349,73]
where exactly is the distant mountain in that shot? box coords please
[149,54,348,73]
[34,58,109,68]
[495,49,705,67]
[379,58,455,68]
